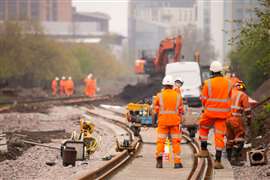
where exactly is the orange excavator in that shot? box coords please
[134,35,183,75]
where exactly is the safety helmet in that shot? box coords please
[210,61,223,72]
[68,76,72,80]
[175,77,184,85]
[55,77,59,81]
[162,75,174,86]
[235,80,246,91]
[62,76,66,80]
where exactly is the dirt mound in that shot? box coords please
[252,78,270,101]
[118,81,162,102]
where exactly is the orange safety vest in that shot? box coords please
[51,80,57,89]
[231,89,251,117]
[65,80,74,90]
[201,76,232,119]
[154,89,183,126]
[60,80,65,91]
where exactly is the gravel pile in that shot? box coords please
[0,106,116,180]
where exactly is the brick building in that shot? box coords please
[0,0,72,22]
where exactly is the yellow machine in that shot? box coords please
[126,102,154,136]
[71,117,97,158]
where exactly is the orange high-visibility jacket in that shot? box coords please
[154,89,183,126]
[231,88,251,117]
[60,80,65,91]
[201,76,232,119]
[51,80,57,90]
[229,77,241,86]
[65,79,74,90]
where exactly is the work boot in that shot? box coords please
[195,149,209,158]
[196,141,209,158]
[174,163,183,169]
[214,160,224,169]
[156,156,163,168]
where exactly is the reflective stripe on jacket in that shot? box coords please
[154,89,183,126]
[231,89,251,117]
[201,76,232,119]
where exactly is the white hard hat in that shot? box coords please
[210,61,223,72]
[175,77,184,84]
[162,75,174,86]
[68,76,72,80]
[55,77,59,81]
[62,76,66,80]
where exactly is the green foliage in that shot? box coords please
[0,21,129,88]
[264,103,270,112]
[69,43,129,80]
[229,0,270,92]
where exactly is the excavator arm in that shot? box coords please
[154,35,182,72]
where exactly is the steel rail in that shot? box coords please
[0,95,111,106]
[75,106,141,180]
[185,133,213,180]
[88,106,213,180]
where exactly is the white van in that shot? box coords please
[165,62,202,107]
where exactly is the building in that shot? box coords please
[43,12,111,41]
[223,0,258,62]
[0,1,111,42]
[73,12,110,33]
[128,0,198,61]
[200,0,258,63]
[0,0,72,22]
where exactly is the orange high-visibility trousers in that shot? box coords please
[226,117,245,148]
[199,113,226,151]
[156,125,182,163]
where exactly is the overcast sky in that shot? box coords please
[72,0,129,36]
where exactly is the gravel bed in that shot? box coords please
[233,150,270,180]
[0,106,116,180]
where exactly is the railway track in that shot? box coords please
[82,106,213,180]
[0,96,215,179]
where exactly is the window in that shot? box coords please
[8,0,17,20]
[0,0,5,20]
[31,0,40,20]
[19,0,28,20]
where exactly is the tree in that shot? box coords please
[229,0,270,92]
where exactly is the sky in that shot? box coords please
[72,0,129,36]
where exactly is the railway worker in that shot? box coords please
[51,77,59,96]
[174,77,184,94]
[59,76,66,96]
[84,74,96,97]
[229,73,241,86]
[154,75,184,169]
[65,76,74,96]
[196,61,232,169]
[226,80,251,166]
